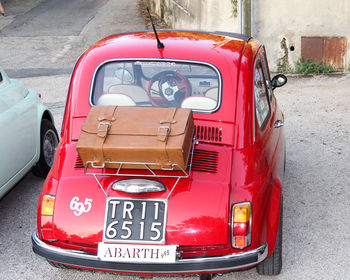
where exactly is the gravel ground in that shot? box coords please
[271,73,350,279]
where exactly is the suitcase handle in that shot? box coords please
[159,120,177,124]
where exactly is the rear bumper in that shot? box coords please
[32,232,267,274]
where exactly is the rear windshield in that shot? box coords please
[91,60,221,113]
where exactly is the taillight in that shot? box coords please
[231,202,251,249]
[40,194,55,240]
[41,194,55,215]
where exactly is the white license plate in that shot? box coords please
[98,243,177,263]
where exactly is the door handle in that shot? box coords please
[274,120,284,128]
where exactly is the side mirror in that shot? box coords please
[271,74,287,90]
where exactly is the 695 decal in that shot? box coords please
[69,197,93,216]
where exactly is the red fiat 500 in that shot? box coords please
[32,30,287,278]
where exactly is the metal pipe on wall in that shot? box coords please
[251,0,254,37]
[239,0,243,34]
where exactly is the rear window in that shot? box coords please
[91,60,221,113]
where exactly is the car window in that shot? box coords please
[91,60,221,113]
[0,72,3,83]
[254,60,270,129]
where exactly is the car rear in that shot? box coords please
[33,31,272,275]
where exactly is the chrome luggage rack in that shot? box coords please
[84,138,197,198]
[84,138,197,179]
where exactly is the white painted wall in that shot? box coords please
[148,0,350,72]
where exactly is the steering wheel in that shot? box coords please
[147,71,190,106]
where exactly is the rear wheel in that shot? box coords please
[32,119,59,177]
[256,198,283,275]
[199,274,212,280]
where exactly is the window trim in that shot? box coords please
[88,58,223,114]
[253,58,271,132]
[260,50,274,101]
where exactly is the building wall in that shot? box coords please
[148,0,350,72]
[148,0,238,31]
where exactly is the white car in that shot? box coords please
[0,67,58,199]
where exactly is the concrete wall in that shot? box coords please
[147,0,350,72]
[148,0,238,32]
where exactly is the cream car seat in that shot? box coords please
[108,85,150,103]
[97,93,136,106]
[181,96,217,110]
[204,87,218,100]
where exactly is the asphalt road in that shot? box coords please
[0,0,108,37]
[0,0,349,279]
[0,0,144,78]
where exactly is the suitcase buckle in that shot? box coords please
[97,122,111,138]
[157,125,170,142]
[98,122,111,130]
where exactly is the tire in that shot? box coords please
[256,198,283,275]
[47,260,71,269]
[199,274,213,280]
[32,119,59,178]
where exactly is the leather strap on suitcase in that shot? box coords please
[94,106,117,166]
[157,108,177,168]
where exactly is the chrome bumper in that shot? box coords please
[32,232,267,274]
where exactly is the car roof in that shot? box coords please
[83,30,251,66]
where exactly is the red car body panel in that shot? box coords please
[33,30,285,275]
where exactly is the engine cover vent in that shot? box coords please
[75,149,218,174]
[74,155,84,169]
[194,125,222,143]
[191,149,218,173]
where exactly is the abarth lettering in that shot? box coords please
[97,243,177,263]
[103,247,162,260]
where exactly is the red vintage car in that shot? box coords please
[32,30,287,278]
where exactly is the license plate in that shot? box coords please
[103,198,167,243]
[98,243,177,263]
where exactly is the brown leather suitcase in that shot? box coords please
[76,106,194,170]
